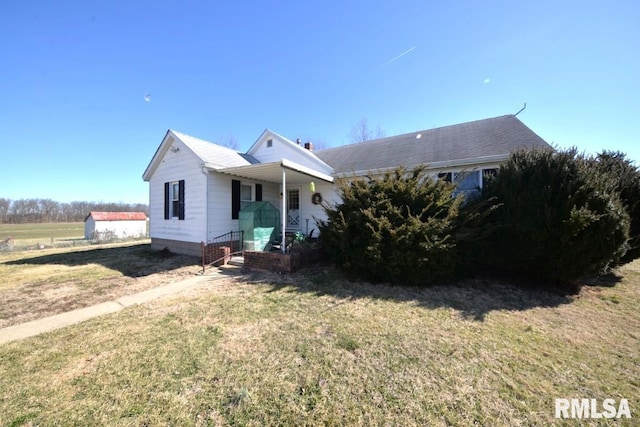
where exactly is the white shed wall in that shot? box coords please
[97,220,147,239]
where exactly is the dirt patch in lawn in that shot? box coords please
[0,243,202,328]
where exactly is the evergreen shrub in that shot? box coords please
[319,166,462,286]
[591,151,640,263]
[476,148,630,284]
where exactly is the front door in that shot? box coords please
[287,189,300,229]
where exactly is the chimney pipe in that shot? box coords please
[296,138,301,145]
[304,142,313,151]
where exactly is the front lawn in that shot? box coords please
[0,261,638,426]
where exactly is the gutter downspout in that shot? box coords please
[281,166,287,253]
[201,164,209,243]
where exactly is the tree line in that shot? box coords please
[0,198,149,224]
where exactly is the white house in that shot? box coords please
[142,115,552,256]
[84,212,148,241]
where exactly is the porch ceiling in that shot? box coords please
[213,159,334,185]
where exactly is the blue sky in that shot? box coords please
[2,1,638,204]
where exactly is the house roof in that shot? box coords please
[171,130,259,168]
[85,212,148,222]
[142,130,257,181]
[314,115,552,174]
[215,159,334,185]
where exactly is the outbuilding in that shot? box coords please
[84,212,148,241]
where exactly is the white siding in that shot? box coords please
[206,172,237,240]
[205,173,281,241]
[250,132,333,175]
[149,139,208,244]
[280,181,337,236]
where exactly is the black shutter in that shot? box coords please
[232,180,241,219]
[178,180,185,220]
[255,183,262,202]
[164,182,170,220]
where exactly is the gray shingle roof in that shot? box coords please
[171,130,259,168]
[314,115,552,173]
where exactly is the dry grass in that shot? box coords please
[0,257,638,425]
[0,242,201,327]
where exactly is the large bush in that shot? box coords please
[319,166,463,286]
[591,151,640,263]
[476,148,630,284]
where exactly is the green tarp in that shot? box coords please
[239,201,280,251]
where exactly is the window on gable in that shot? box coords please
[266,139,273,148]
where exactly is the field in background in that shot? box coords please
[0,222,148,251]
[0,222,85,250]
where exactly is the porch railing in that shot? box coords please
[201,230,244,273]
[206,230,244,250]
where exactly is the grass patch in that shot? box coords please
[0,242,201,327]
[0,222,85,240]
[0,261,638,425]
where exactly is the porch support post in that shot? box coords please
[281,166,287,253]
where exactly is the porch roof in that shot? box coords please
[212,159,334,185]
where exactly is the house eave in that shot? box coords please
[210,159,334,185]
[142,130,175,181]
[333,154,510,178]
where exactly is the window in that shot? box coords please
[164,180,185,220]
[287,189,300,228]
[288,189,300,211]
[482,168,498,186]
[266,139,273,148]
[172,182,180,217]
[241,184,252,210]
[438,172,452,182]
[231,180,255,219]
[454,171,481,197]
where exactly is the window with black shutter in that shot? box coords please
[232,180,241,219]
[164,182,170,219]
[164,180,185,220]
[178,179,185,220]
[255,183,262,202]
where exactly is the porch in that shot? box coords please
[213,159,333,253]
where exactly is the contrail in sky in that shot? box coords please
[377,46,416,70]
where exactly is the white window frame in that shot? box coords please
[241,183,253,210]
[171,181,180,218]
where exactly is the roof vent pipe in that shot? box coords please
[296,138,301,145]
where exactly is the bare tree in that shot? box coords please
[0,198,10,224]
[349,117,386,143]
[39,199,60,223]
[219,134,239,150]
[1,198,148,223]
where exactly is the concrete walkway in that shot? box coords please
[0,271,236,345]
